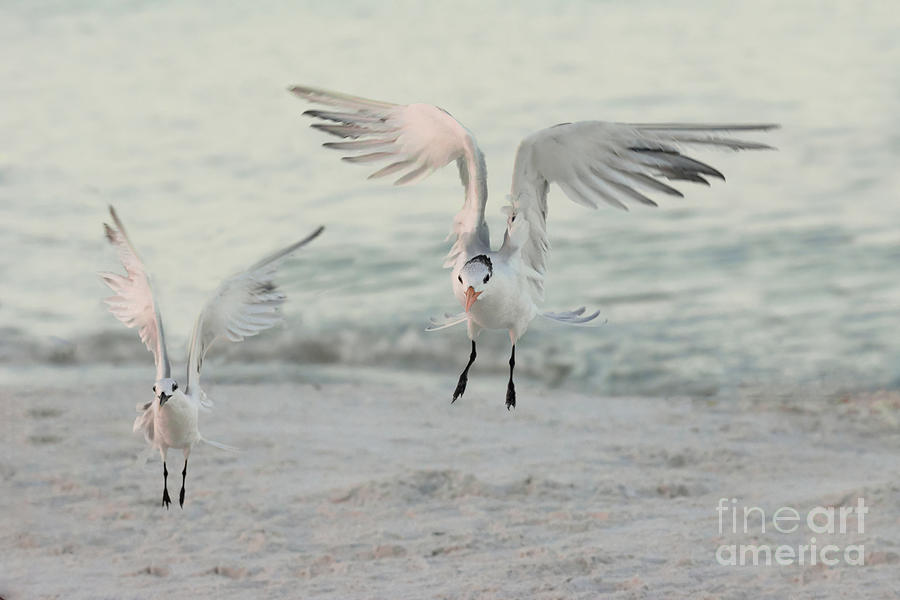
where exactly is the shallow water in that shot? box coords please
[2,1,898,396]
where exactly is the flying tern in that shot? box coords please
[100,206,323,508]
[290,85,776,409]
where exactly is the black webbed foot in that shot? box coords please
[452,340,477,404]
[452,372,468,403]
[506,381,516,410]
[162,487,171,509]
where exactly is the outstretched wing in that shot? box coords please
[184,226,324,401]
[100,205,171,381]
[503,122,778,301]
[289,85,490,268]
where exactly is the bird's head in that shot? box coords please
[457,255,494,312]
[153,378,179,406]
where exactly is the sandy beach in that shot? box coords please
[3,370,899,598]
[2,2,899,598]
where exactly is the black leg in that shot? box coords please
[179,458,188,508]
[452,341,477,403]
[505,345,516,410]
[161,461,171,509]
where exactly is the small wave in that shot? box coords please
[3,320,898,399]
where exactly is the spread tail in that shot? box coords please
[540,307,604,326]
[133,404,155,444]
[201,437,239,452]
[425,311,467,331]
[195,388,214,412]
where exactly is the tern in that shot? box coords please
[100,206,323,508]
[290,85,776,409]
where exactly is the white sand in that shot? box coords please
[2,372,899,598]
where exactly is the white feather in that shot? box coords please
[425,312,468,331]
[504,121,778,301]
[291,85,490,270]
[100,205,172,381]
[184,226,324,400]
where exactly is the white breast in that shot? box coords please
[154,391,200,449]
[451,259,537,337]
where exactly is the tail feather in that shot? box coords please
[541,307,604,326]
[133,405,154,443]
[201,437,240,452]
[425,312,467,331]
[195,388,214,412]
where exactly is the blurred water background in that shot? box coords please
[1,0,898,397]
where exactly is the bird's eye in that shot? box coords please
[483,274,490,284]
[458,275,463,284]
[172,383,178,391]
[152,386,156,392]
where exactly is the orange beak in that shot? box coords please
[465,286,482,312]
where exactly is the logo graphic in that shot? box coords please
[715,497,867,566]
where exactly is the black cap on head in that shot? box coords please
[465,254,493,274]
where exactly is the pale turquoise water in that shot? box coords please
[2,1,899,395]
